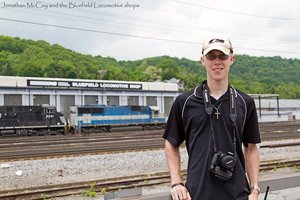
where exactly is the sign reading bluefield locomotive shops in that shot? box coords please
[27,79,143,90]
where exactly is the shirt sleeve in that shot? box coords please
[242,97,261,146]
[163,94,186,147]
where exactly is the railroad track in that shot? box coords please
[0,139,299,162]
[0,131,164,162]
[259,121,300,140]
[0,121,299,199]
[0,121,299,162]
[1,159,299,200]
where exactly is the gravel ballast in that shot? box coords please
[1,139,300,199]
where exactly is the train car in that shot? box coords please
[0,105,64,136]
[69,105,166,131]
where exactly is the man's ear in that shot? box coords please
[230,54,235,64]
[200,56,205,65]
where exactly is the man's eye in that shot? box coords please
[207,54,216,60]
[219,55,229,60]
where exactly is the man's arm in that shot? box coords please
[165,140,182,184]
[165,140,191,200]
[244,143,260,200]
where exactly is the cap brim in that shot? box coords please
[203,44,230,55]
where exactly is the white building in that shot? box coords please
[0,76,181,117]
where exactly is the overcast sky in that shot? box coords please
[0,0,299,61]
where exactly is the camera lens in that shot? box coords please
[220,154,235,170]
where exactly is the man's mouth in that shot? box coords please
[213,67,223,71]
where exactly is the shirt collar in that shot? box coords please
[193,80,230,102]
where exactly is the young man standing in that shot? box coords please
[163,35,261,200]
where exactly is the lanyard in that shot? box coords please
[203,84,237,159]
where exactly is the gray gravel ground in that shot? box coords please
[1,139,300,199]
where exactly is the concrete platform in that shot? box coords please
[107,172,300,200]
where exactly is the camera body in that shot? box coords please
[209,151,236,181]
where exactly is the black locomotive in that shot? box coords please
[0,105,64,136]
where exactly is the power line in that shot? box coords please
[23,9,206,38]
[0,17,300,55]
[9,8,300,50]
[0,17,200,45]
[8,4,300,45]
[235,46,300,55]
[171,0,300,21]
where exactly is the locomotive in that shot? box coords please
[69,105,166,132]
[0,105,64,136]
[0,104,166,136]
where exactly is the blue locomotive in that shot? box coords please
[69,105,166,131]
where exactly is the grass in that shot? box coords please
[83,182,97,197]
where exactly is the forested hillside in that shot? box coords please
[0,35,299,98]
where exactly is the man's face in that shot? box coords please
[200,50,235,82]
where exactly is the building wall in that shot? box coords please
[0,76,180,117]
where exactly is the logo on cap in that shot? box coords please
[209,39,225,44]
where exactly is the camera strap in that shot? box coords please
[203,84,237,159]
[229,87,237,160]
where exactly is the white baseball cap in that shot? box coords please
[202,35,233,55]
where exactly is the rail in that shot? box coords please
[1,160,299,199]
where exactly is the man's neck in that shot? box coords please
[207,80,228,100]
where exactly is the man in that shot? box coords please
[163,35,261,200]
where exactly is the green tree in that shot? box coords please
[143,66,162,81]
[1,35,300,98]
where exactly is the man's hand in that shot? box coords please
[248,189,259,200]
[170,184,192,200]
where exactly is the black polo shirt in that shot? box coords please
[163,81,261,200]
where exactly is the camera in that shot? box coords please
[209,151,236,181]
